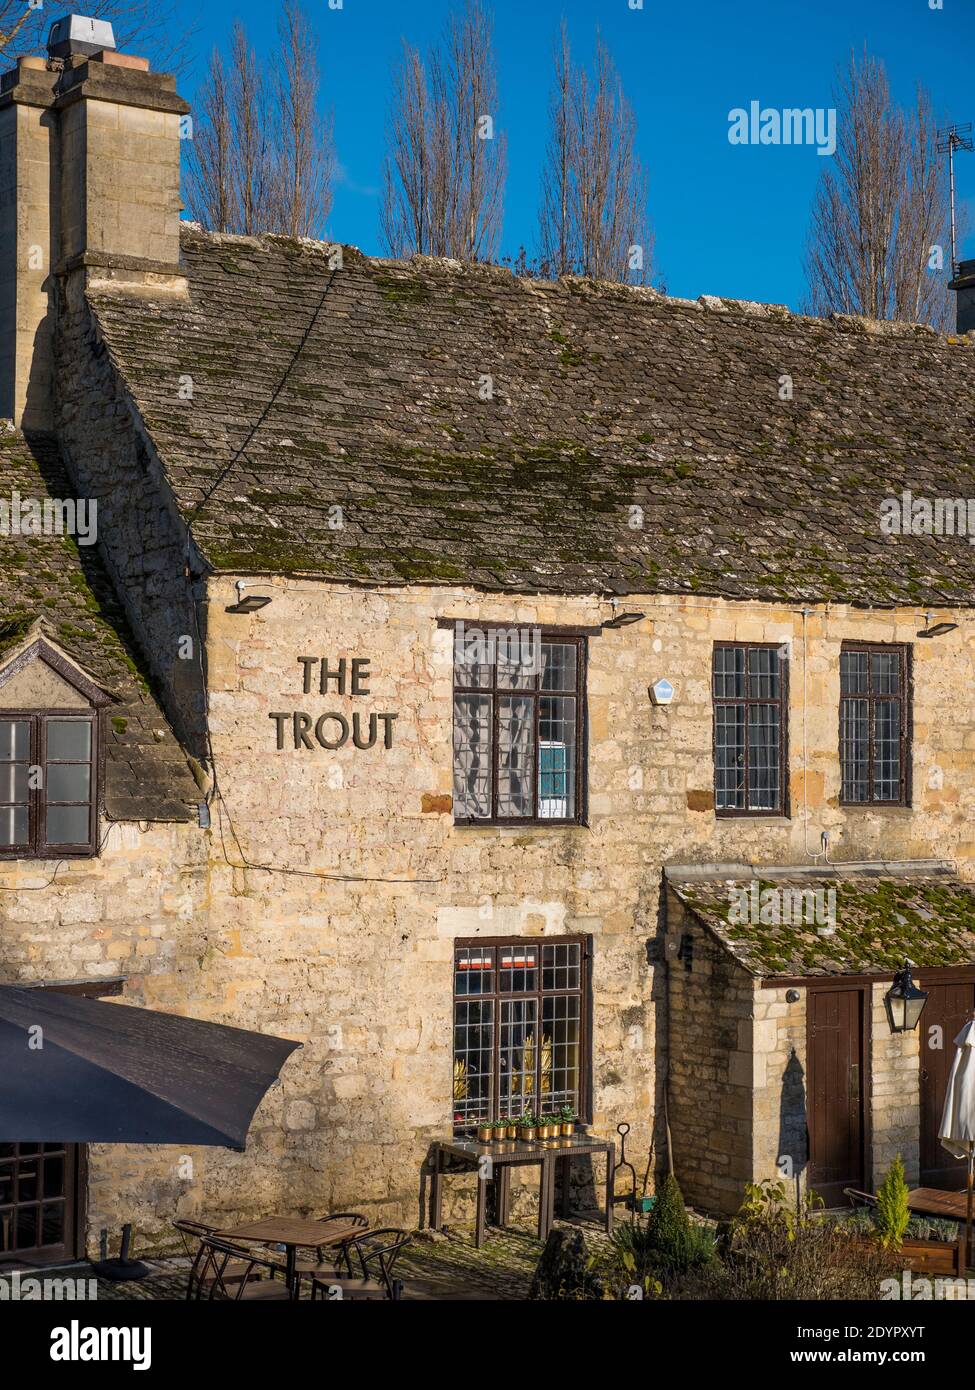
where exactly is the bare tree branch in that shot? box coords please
[382,0,506,261]
[537,27,653,283]
[268,0,333,239]
[185,4,334,240]
[804,50,951,327]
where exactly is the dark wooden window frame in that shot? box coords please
[712,641,789,819]
[838,641,912,808]
[0,710,99,860]
[451,628,589,827]
[452,935,592,1132]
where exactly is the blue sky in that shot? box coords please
[172,0,973,308]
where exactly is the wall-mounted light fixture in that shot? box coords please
[785,989,801,1004]
[225,581,272,615]
[602,610,645,629]
[917,612,959,639]
[884,960,929,1034]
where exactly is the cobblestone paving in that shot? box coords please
[26,1219,613,1302]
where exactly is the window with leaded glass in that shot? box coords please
[839,644,910,805]
[452,629,586,825]
[452,938,589,1130]
[0,714,97,858]
[712,643,788,816]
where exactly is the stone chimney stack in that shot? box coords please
[0,16,189,430]
[950,260,975,336]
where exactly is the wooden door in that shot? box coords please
[920,980,975,1189]
[807,988,865,1207]
[0,1142,82,1265]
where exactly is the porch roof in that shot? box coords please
[667,866,975,978]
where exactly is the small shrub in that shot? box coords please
[646,1173,690,1249]
[875,1156,910,1250]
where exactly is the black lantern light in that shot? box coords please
[884,960,928,1034]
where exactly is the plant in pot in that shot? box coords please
[504,1116,519,1140]
[559,1105,576,1136]
[518,1111,537,1141]
[475,1118,494,1143]
[493,1119,509,1142]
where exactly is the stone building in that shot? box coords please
[3,25,975,1259]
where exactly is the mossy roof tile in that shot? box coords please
[670,872,975,977]
[82,225,975,602]
[0,428,196,822]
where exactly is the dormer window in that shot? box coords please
[0,632,109,860]
[0,714,97,857]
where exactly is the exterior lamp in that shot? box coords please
[225,581,271,614]
[884,960,928,1034]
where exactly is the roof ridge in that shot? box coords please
[175,221,975,342]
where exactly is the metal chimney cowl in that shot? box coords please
[46,15,117,59]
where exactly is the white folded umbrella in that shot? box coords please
[938,1018,975,1267]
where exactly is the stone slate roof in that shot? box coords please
[85,224,975,604]
[0,428,196,822]
[669,870,975,977]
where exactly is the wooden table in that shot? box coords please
[430,1134,615,1248]
[906,1187,969,1220]
[216,1216,364,1299]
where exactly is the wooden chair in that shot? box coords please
[309,1229,411,1302]
[174,1219,263,1301]
[194,1235,291,1301]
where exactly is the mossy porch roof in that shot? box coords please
[669,872,975,977]
[83,225,975,603]
[0,428,196,822]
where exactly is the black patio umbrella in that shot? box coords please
[0,986,301,1149]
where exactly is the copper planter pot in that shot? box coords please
[518,1126,537,1142]
[476,1124,494,1142]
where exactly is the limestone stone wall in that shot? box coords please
[870,981,920,1188]
[664,890,755,1213]
[0,815,208,1254]
[751,984,808,1199]
[11,548,975,1249]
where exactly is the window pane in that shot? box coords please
[46,806,90,845]
[538,695,575,819]
[0,806,28,846]
[496,628,539,690]
[46,721,91,761]
[713,646,745,698]
[0,721,29,761]
[453,999,493,1126]
[542,993,581,1113]
[871,651,900,695]
[497,696,534,817]
[542,942,582,991]
[841,698,869,802]
[454,945,494,995]
[747,703,780,810]
[40,1203,64,1248]
[47,764,91,804]
[840,651,869,696]
[541,643,576,692]
[500,998,537,1115]
[452,694,492,819]
[874,699,901,800]
[0,764,28,804]
[499,945,538,993]
[748,646,780,699]
[714,704,745,809]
